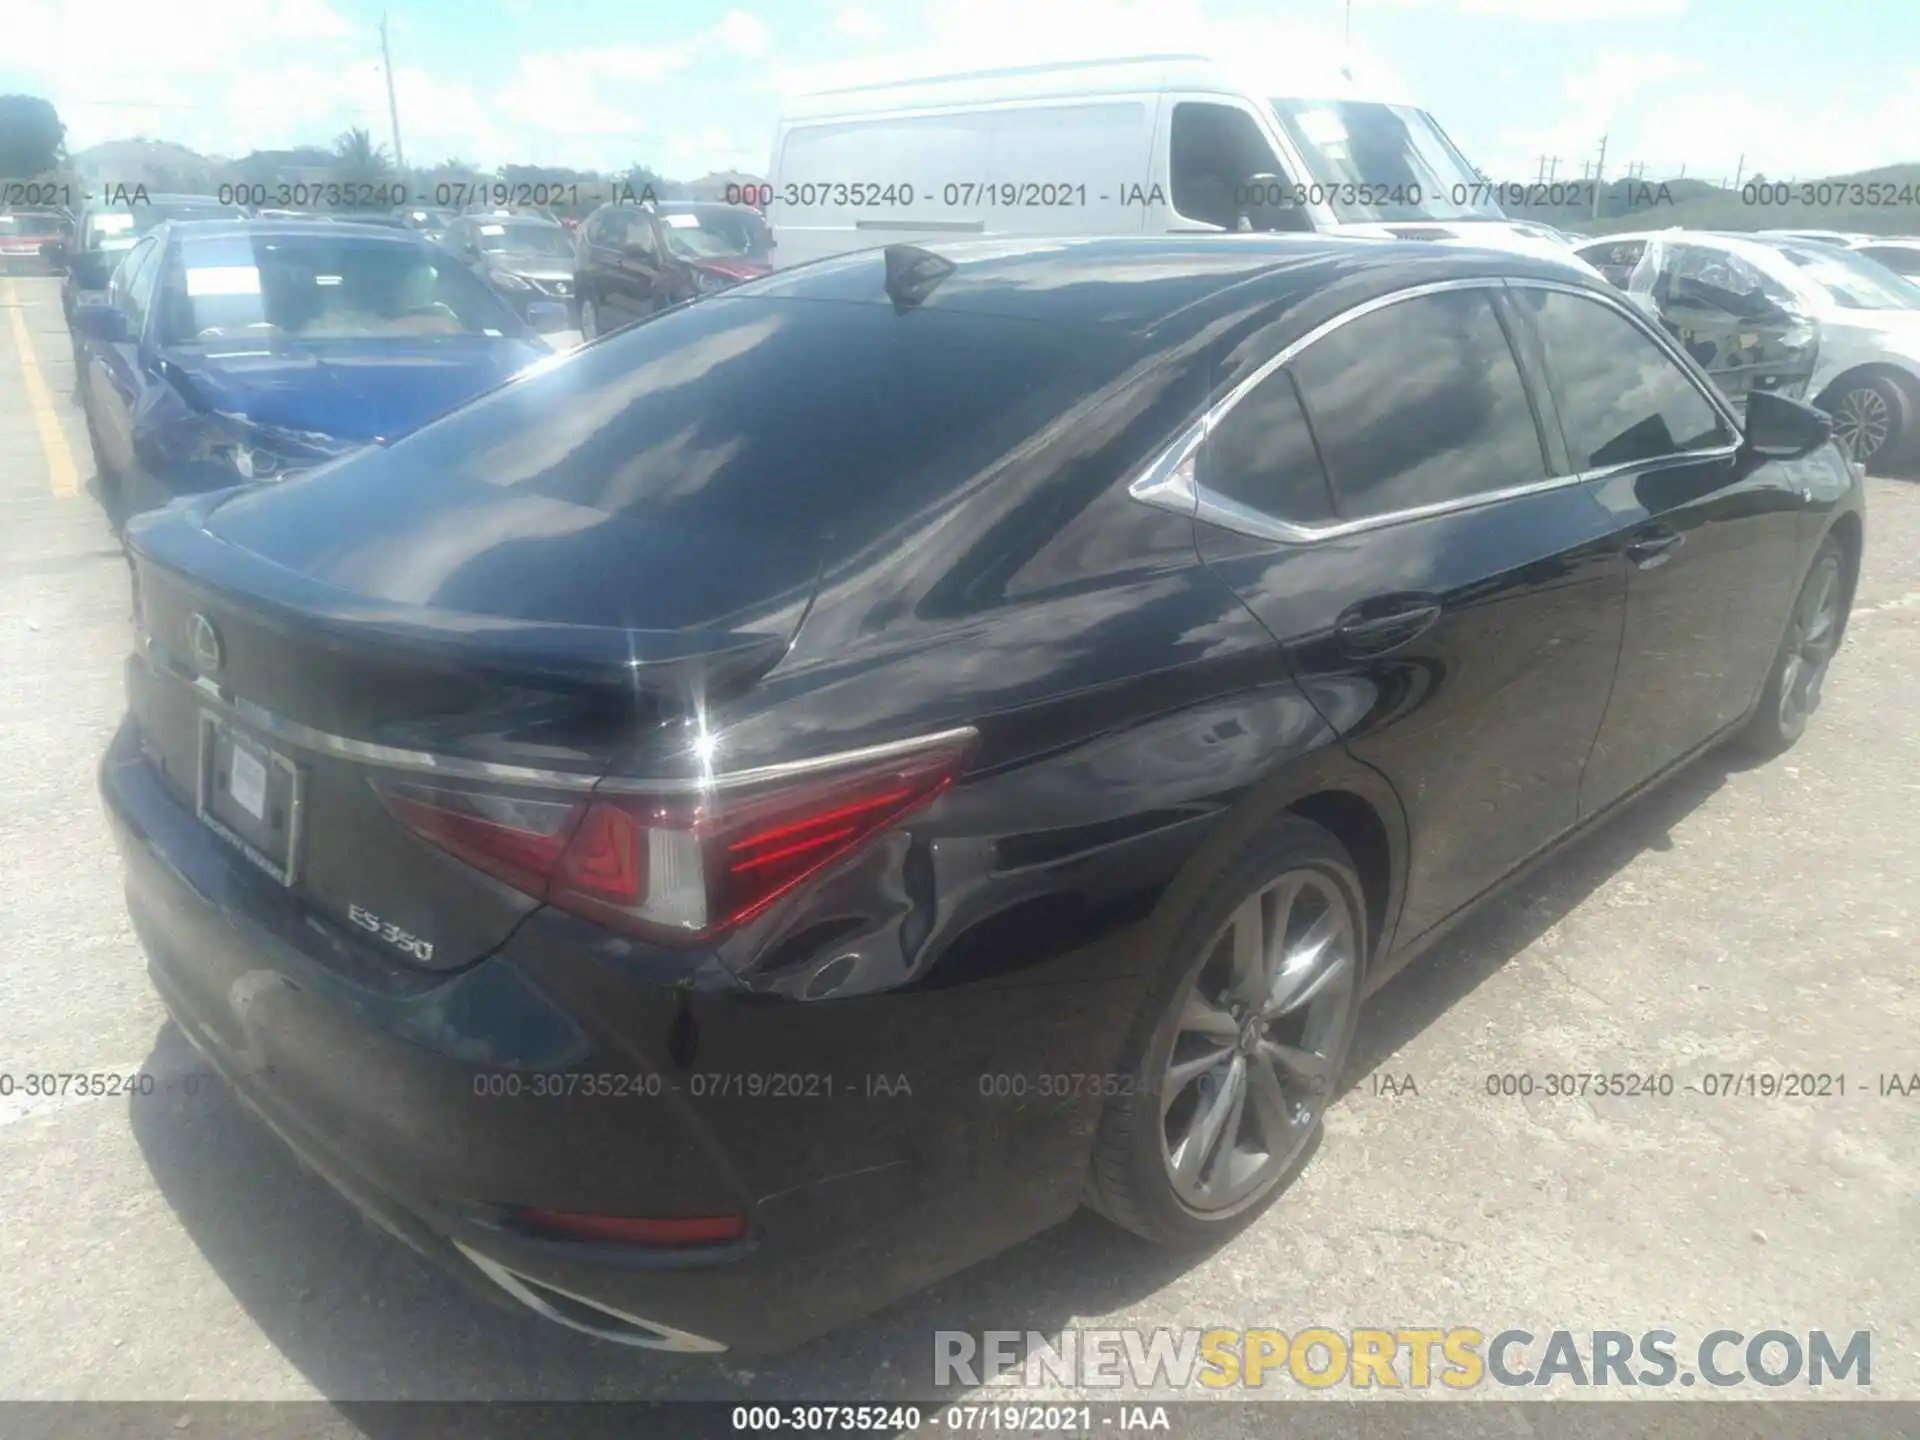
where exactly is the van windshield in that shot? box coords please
[1270,100,1502,224]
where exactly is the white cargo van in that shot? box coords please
[766,52,1579,270]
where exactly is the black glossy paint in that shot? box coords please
[101,235,1865,1353]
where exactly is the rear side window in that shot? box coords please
[1514,288,1732,470]
[1201,368,1335,525]
[1290,287,1547,520]
[389,293,1127,546]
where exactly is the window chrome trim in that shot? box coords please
[1128,273,1747,545]
[138,632,977,796]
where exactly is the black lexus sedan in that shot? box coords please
[101,236,1862,1354]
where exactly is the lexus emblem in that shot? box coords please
[188,613,224,674]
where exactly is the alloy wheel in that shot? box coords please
[1777,552,1844,740]
[1159,868,1357,1216]
[1832,385,1892,464]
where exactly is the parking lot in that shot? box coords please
[3,266,1918,1404]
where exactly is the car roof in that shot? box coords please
[660,200,764,215]
[742,234,1612,336]
[81,194,236,212]
[784,47,1418,115]
[152,218,431,244]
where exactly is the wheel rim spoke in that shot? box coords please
[1265,911,1352,1018]
[1246,1052,1302,1152]
[1226,893,1270,1010]
[1180,990,1240,1040]
[1260,1036,1335,1089]
[1172,1055,1244,1193]
[1162,1043,1235,1116]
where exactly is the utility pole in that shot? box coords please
[1590,133,1607,222]
[380,12,406,174]
[1732,153,1745,190]
[1547,155,1559,182]
[1344,0,1352,52]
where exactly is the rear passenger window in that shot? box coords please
[1200,369,1335,524]
[1290,288,1547,520]
[1515,288,1732,470]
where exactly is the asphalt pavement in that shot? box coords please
[1,273,1917,1406]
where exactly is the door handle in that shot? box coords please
[1625,530,1685,568]
[1335,601,1442,658]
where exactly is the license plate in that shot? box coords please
[197,713,306,885]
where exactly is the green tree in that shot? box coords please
[0,94,66,178]
[331,126,394,186]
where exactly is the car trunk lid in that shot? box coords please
[123,469,818,970]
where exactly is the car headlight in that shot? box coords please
[214,423,357,483]
[693,270,728,294]
[493,271,532,291]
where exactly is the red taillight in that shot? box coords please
[374,731,973,943]
[378,783,582,897]
[516,1208,746,1246]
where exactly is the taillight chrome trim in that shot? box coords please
[140,631,978,795]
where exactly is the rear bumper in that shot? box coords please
[100,716,1135,1352]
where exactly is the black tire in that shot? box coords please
[1086,813,1366,1246]
[1738,535,1848,757]
[578,295,599,340]
[1820,373,1910,471]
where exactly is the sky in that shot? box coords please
[3,0,1917,184]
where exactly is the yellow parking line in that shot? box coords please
[2,277,81,498]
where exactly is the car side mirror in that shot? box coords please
[72,299,130,344]
[1238,173,1296,232]
[1742,389,1832,461]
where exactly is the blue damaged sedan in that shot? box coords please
[74,219,549,530]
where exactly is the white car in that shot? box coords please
[1575,229,1920,467]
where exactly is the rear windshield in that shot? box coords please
[0,213,64,236]
[384,293,1123,543]
[84,203,244,250]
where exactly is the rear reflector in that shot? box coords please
[373,729,974,944]
[516,1208,747,1246]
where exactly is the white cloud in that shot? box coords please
[834,6,890,40]
[1485,49,1700,179]
[1375,0,1685,13]
[714,11,773,59]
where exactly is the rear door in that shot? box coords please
[1503,282,1804,815]
[1193,280,1629,944]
